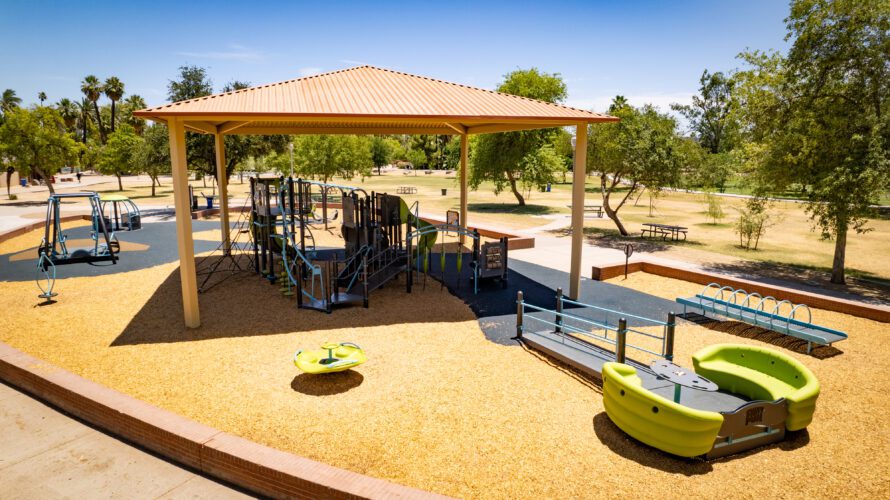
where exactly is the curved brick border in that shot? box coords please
[0,342,448,499]
[591,259,890,323]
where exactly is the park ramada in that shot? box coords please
[0,224,888,498]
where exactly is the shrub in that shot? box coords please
[734,197,772,250]
[703,191,725,224]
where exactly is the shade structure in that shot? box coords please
[133,65,617,327]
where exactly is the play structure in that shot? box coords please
[515,290,820,458]
[99,194,142,233]
[676,283,848,353]
[603,344,819,458]
[293,342,367,374]
[36,192,118,302]
[243,175,510,312]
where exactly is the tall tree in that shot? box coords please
[291,135,373,183]
[167,66,214,177]
[470,68,568,205]
[103,76,124,132]
[56,98,79,132]
[38,91,47,105]
[76,98,91,143]
[588,98,685,235]
[135,124,171,196]
[1,89,22,114]
[0,107,79,194]
[673,70,738,154]
[735,0,890,284]
[371,136,395,175]
[81,75,106,143]
[121,94,147,135]
[98,124,142,191]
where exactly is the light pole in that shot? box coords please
[288,142,294,178]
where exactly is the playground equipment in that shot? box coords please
[293,342,367,374]
[36,192,118,302]
[246,175,512,312]
[515,290,820,458]
[603,343,820,458]
[676,283,848,353]
[99,194,141,232]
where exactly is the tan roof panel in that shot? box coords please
[135,65,615,126]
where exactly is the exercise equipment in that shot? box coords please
[676,283,848,353]
[99,194,141,232]
[36,192,118,302]
[293,342,367,374]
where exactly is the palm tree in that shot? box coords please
[1,89,22,113]
[76,98,92,143]
[103,76,124,133]
[57,98,79,132]
[81,75,105,143]
[38,91,47,105]
[122,94,146,135]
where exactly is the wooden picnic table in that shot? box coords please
[641,222,688,241]
[396,186,418,194]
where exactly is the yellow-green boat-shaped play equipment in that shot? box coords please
[603,344,820,458]
[293,342,367,374]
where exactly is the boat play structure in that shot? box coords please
[515,290,821,459]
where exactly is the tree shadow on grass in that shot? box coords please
[467,203,559,216]
[291,371,364,396]
[677,313,843,359]
[702,260,890,306]
[547,226,705,253]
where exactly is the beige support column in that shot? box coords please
[569,123,589,300]
[214,133,230,254]
[168,118,200,328]
[459,133,469,243]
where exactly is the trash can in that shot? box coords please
[546,183,551,192]
[441,188,447,196]
[204,196,215,209]
[20,179,27,187]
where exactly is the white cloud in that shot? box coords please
[298,67,322,77]
[175,43,266,62]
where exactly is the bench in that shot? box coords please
[642,223,687,241]
[692,344,820,431]
[566,204,604,218]
[396,186,417,194]
[424,170,434,175]
[676,283,848,353]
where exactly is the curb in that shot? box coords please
[592,260,890,323]
[0,342,448,499]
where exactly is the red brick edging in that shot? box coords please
[591,260,890,323]
[0,342,448,499]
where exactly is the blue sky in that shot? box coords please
[1,0,790,114]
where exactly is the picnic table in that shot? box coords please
[641,223,687,241]
[566,204,604,218]
[396,186,418,194]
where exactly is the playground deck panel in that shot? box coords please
[523,330,748,413]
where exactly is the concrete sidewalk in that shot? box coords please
[0,382,251,499]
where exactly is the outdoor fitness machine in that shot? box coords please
[36,192,118,303]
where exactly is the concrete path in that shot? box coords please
[0,382,252,499]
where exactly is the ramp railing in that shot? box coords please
[515,288,676,362]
